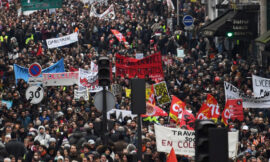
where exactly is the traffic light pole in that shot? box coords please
[102,86,107,146]
[137,115,142,162]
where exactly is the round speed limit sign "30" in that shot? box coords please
[26,86,44,104]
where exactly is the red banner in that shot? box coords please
[115,52,164,82]
[222,99,244,126]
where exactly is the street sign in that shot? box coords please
[29,63,42,77]
[94,90,115,112]
[183,15,194,27]
[26,86,44,104]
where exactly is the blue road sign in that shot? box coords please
[183,15,194,27]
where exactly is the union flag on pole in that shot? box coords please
[222,99,244,126]
[196,94,220,121]
[170,96,195,130]
[111,29,129,48]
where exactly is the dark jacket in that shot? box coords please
[5,139,26,159]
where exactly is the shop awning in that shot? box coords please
[255,30,270,45]
[200,10,238,37]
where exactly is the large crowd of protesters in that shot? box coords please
[0,0,269,161]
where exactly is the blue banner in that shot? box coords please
[14,58,65,84]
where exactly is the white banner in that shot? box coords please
[228,131,238,158]
[224,81,270,108]
[43,72,78,86]
[155,124,238,157]
[74,89,89,101]
[78,68,102,92]
[81,0,107,5]
[107,109,137,120]
[155,124,195,156]
[46,32,78,49]
[90,4,115,20]
[252,75,270,97]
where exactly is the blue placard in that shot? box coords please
[183,15,194,27]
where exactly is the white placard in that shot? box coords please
[177,49,185,58]
[46,32,78,49]
[74,89,89,101]
[252,75,270,97]
[228,131,238,158]
[135,53,144,59]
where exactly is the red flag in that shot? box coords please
[36,45,43,56]
[111,29,129,48]
[170,96,195,130]
[206,94,220,120]
[178,109,195,130]
[169,96,185,122]
[148,85,156,105]
[141,102,168,117]
[222,99,244,126]
[167,147,177,162]
[5,2,9,10]
[196,103,211,119]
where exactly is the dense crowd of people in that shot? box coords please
[0,0,269,161]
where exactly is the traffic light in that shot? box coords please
[98,57,111,86]
[226,31,234,38]
[195,120,216,162]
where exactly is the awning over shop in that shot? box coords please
[255,30,270,45]
[200,10,238,37]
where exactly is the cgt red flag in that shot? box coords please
[170,96,195,130]
[167,147,177,162]
[141,102,168,117]
[222,99,244,126]
[111,29,129,48]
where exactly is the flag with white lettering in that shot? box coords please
[222,99,244,125]
[197,94,220,121]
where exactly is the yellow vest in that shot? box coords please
[143,116,159,123]
[25,34,34,44]
[0,35,8,42]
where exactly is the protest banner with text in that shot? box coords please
[115,52,164,82]
[155,124,195,156]
[252,75,270,97]
[224,81,270,108]
[43,72,78,86]
[46,32,78,49]
[153,81,171,105]
[155,125,238,158]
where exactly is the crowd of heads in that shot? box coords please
[0,0,269,161]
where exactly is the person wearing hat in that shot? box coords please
[240,125,251,141]
[80,142,92,159]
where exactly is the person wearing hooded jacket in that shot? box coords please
[34,126,50,148]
